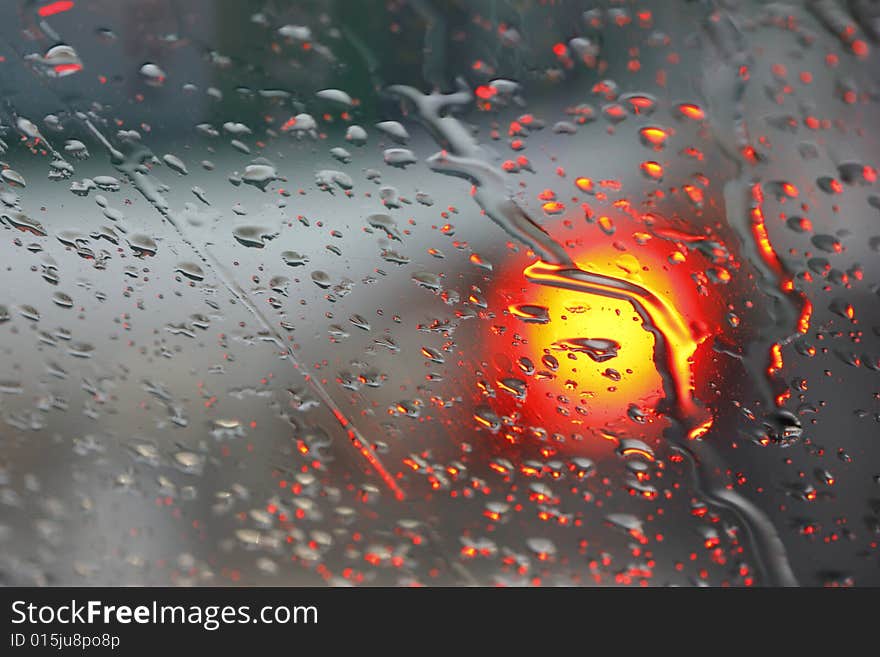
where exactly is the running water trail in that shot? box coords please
[387,74,798,584]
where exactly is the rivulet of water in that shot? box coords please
[385,1,800,584]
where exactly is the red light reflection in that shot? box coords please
[480,214,728,455]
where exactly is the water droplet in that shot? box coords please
[162,154,188,176]
[242,163,279,191]
[139,62,166,87]
[509,304,550,324]
[375,121,410,144]
[552,337,620,362]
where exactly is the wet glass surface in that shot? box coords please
[1,0,879,586]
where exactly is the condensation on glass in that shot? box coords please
[0,0,878,586]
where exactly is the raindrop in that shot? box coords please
[346,125,368,146]
[232,225,277,248]
[282,251,310,267]
[509,304,550,324]
[175,262,204,281]
[375,121,410,144]
[139,63,166,87]
[127,234,158,257]
[162,154,188,175]
[383,148,417,168]
[242,163,279,191]
[552,337,620,362]
[316,89,353,107]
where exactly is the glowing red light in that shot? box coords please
[677,103,705,121]
[38,1,74,17]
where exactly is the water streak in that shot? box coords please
[389,73,798,585]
